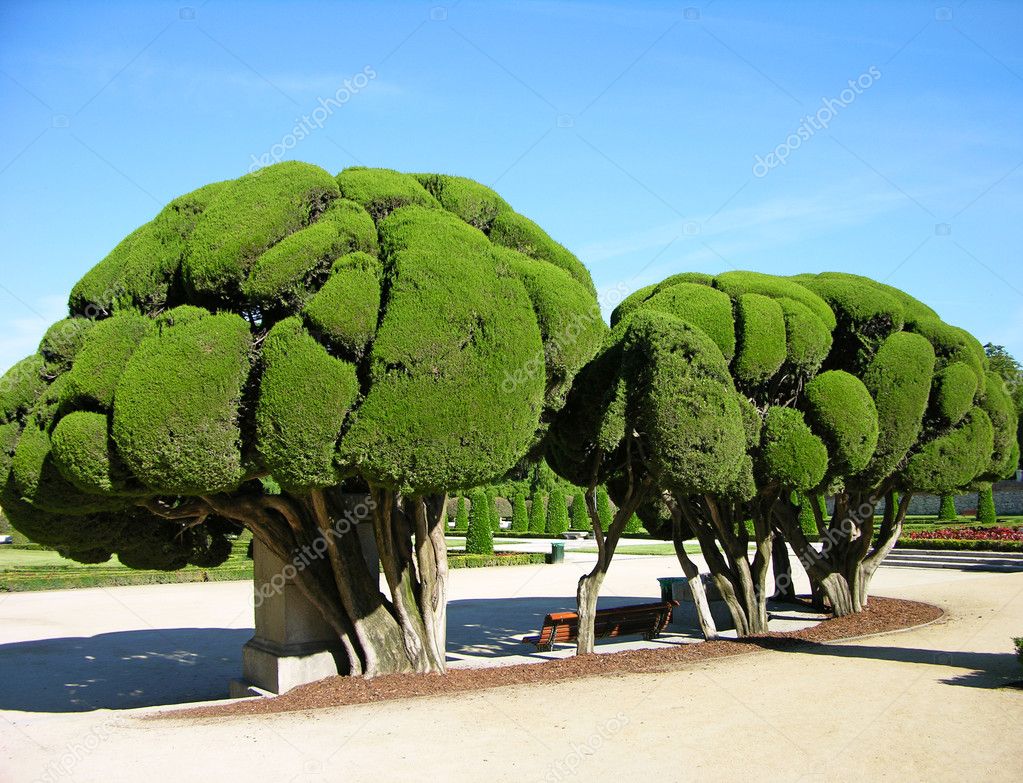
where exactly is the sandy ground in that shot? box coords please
[1,559,1021,782]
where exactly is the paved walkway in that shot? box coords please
[2,559,1021,781]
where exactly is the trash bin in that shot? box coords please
[547,541,565,564]
[657,576,688,603]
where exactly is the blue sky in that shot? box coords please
[1,0,1021,373]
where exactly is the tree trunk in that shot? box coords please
[574,470,653,656]
[669,510,717,641]
[770,532,795,600]
[193,486,449,677]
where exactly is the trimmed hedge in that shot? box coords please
[546,486,569,535]
[803,370,879,476]
[758,407,828,491]
[465,489,494,554]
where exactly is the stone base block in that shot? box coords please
[237,637,342,695]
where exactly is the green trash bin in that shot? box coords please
[547,541,565,564]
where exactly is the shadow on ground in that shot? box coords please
[445,595,700,659]
[0,628,253,713]
[748,639,1022,689]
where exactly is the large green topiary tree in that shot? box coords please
[555,269,1016,638]
[0,163,604,676]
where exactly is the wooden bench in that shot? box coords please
[523,600,678,651]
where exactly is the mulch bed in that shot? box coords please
[165,596,942,720]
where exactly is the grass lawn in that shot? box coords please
[0,534,255,592]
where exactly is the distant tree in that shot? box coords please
[596,487,613,529]
[976,485,997,524]
[486,488,500,531]
[528,492,546,534]
[546,487,569,535]
[570,491,589,530]
[454,495,469,532]
[938,493,957,521]
[624,513,644,533]
[511,492,528,532]
[465,490,493,555]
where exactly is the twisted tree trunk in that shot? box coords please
[148,485,449,676]
[773,489,911,616]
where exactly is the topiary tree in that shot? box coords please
[511,492,528,532]
[486,488,500,532]
[0,163,604,676]
[769,273,1017,615]
[596,487,613,529]
[465,489,494,555]
[573,491,593,531]
[528,492,546,534]
[546,487,568,535]
[976,484,997,524]
[454,495,469,533]
[623,513,644,533]
[938,493,958,521]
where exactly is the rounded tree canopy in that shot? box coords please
[557,269,1007,504]
[1,163,603,566]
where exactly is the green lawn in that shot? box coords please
[0,534,255,592]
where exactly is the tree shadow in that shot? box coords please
[746,638,1023,690]
[445,595,702,660]
[0,628,253,713]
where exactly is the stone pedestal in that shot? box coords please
[230,503,378,697]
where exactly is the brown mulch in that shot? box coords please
[164,596,942,720]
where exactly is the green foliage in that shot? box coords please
[454,495,469,532]
[495,246,605,412]
[777,297,832,374]
[465,489,494,554]
[803,370,879,476]
[39,318,95,372]
[487,488,500,531]
[255,318,359,491]
[796,493,820,539]
[243,199,378,312]
[930,362,978,427]
[624,513,644,533]
[415,173,510,231]
[70,181,228,316]
[795,273,904,368]
[596,486,613,529]
[59,311,154,411]
[909,317,986,390]
[733,293,787,386]
[50,411,132,496]
[546,486,569,535]
[529,492,547,534]
[639,282,736,359]
[0,355,48,424]
[976,371,1019,481]
[336,166,439,221]
[857,332,935,488]
[489,210,595,295]
[714,270,836,330]
[511,492,528,532]
[903,408,995,494]
[337,206,546,493]
[301,252,382,360]
[112,310,253,494]
[609,284,657,327]
[976,485,996,524]
[570,491,590,530]
[938,493,958,521]
[6,422,128,514]
[184,162,340,305]
[757,407,828,491]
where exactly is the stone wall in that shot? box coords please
[827,479,1023,518]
